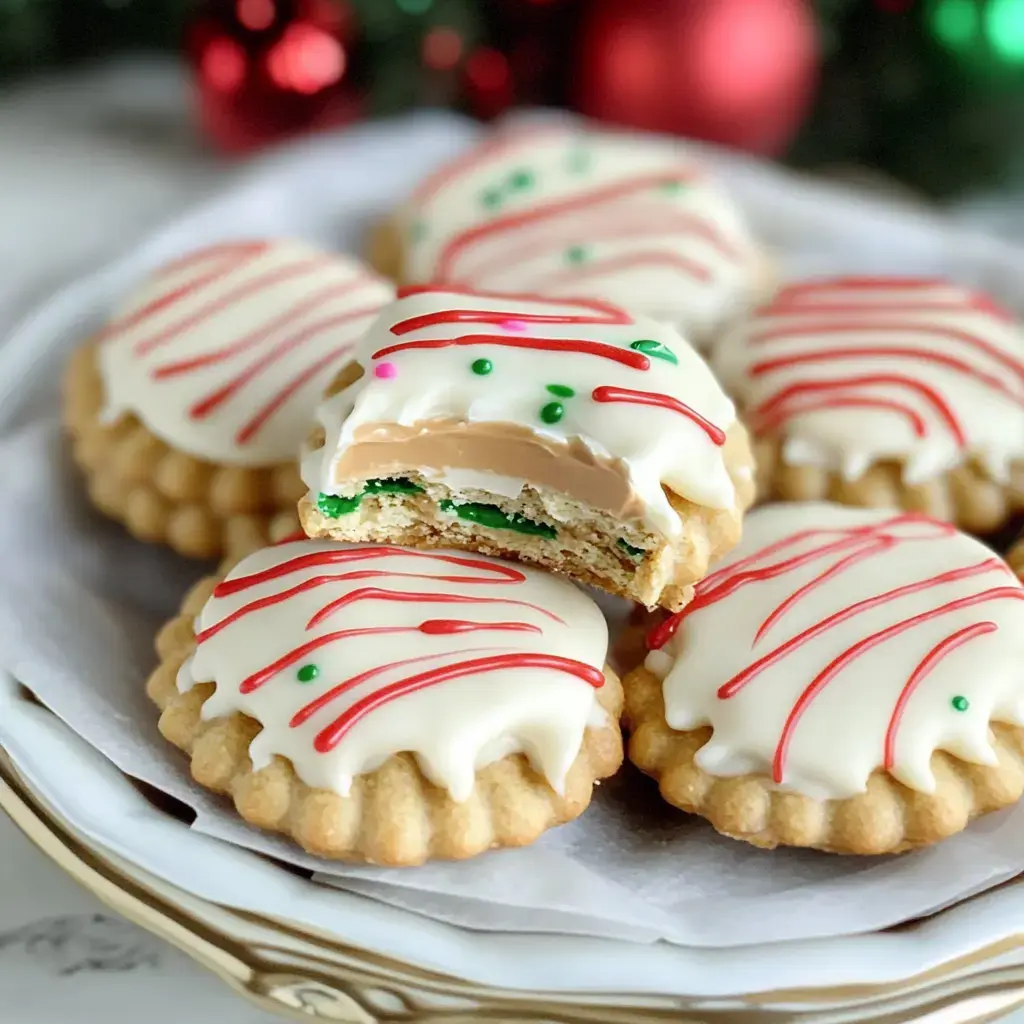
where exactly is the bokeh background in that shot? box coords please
[4,0,1024,198]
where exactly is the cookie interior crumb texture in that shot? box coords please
[624,503,1024,854]
[147,542,625,865]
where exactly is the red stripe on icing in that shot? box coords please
[882,621,997,772]
[311,653,605,752]
[373,333,651,370]
[591,385,726,445]
[771,591,1022,784]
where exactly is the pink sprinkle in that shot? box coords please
[374,361,397,379]
[500,319,528,332]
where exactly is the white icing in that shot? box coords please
[98,240,394,466]
[713,277,1024,484]
[301,288,739,537]
[183,539,610,801]
[646,503,1024,801]
[401,125,763,347]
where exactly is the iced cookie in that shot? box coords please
[375,124,768,349]
[624,503,1024,854]
[147,538,624,865]
[713,276,1024,532]
[298,285,756,611]
[63,240,394,559]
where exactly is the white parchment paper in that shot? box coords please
[2,112,1024,950]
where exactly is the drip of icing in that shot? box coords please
[303,287,738,538]
[645,503,1024,800]
[98,240,394,465]
[185,540,609,801]
[712,277,1024,485]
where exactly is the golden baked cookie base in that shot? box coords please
[623,665,1024,854]
[1011,536,1024,578]
[753,436,1024,534]
[62,342,304,561]
[148,575,625,866]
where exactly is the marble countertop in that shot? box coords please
[2,57,1023,1024]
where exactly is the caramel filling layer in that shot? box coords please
[330,419,648,521]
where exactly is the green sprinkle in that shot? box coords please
[566,148,590,172]
[317,478,424,518]
[364,477,424,495]
[481,187,502,209]
[660,179,688,194]
[540,401,564,424]
[297,664,319,683]
[439,500,557,539]
[546,383,575,398]
[565,244,588,264]
[951,695,970,712]
[318,492,361,518]
[471,357,493,376]
[630,338,678,365]
[509,168,534,190]
[409,220,427,243]
[617,539,646,561]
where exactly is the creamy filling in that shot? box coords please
[329,419,649,523]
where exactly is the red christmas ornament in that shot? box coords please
[573,0,819,156]
[187,0,363,154]
[463,46,515,120]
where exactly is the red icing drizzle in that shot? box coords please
[646,512,1024,786]
[430,169,723,285]
[103,242,388,445]
[591,386,726,445]
[311,653,605,753]
[200,545,604,754]
[882,621,996,771]
[742,278,1024,443]
[373,331,651,370]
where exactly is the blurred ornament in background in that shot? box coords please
[573,0,819,156]
[187,0,363,153]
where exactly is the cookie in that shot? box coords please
[712,276,1024,532]
[62,240,394,560]
[624,502,1024,854]
[147,538,624,865]
[1011,532,1024,578]
[377,123,769,349]
[298,285,756,611]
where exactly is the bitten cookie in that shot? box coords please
[298,285,756,611]
[376,123,769,349]
[147,538,624,865]
[712,276,1024,532]
[624,502,1024,854]
[63,240,394,559]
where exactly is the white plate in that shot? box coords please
[5,674,1024,1020]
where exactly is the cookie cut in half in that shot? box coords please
[147,538,623,865]
[624,502,1024,854]
[298,285,755,611]
[63,240,394,559]
[712,276,1024,532]
[373,123,769,349]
